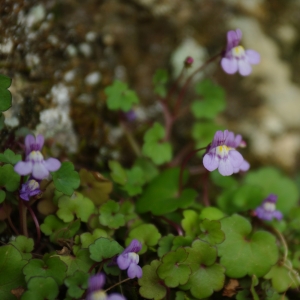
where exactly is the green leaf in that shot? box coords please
[0,149,22,165]
[0,74,12,112]
[142,122,172,165]
[123,166,145,196]
[198,219,225,245]
[139,260,167,300]
[210,169,238,189]
[23,254,67,285]
[157,234,175,258]
[157,248,191,287]
[89,238,123,262]
[21,277,59,300]
[181,240,225,299]
[136,168,196,215]
[58,248,94,277]
[0,245,27,300]
[133,157,159,183]
[104,80,139,112]
[56,192,95,223]
[244,167,299,215]
[181,210,200,238]
[52,161,80,196]
[99,200,125,229]
[264,260,300,293]
[153,69,168,98]
[199,206,225,221]
[9,235,34,260]
[64,270,89,299]
[79,169,112,206]
[171,236,193,251]
[0,113,4,131]
[217,214,279,278]
[0,164,20,191]
[191,79,226,119]
[79,229,108,248]
[0,190,5,204]
[126,224,161,254]
[109,160,127,185]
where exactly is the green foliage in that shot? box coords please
[139,260,167,300]
[198,219,225,245]
[0,164,20,191]
[181,210,200,238]
[0,149,21,165]
[0,74,12,112]
[126,224,161,254]
[104,80,139,112]
[136,168,196,215]
[89,237,123,262]
[191,79,226,119]
[217,214,279,278]
[99,200,125,229]
[153,69,168,97]
[52,161,80,196]
[157,248,191,287]
[0,245,27,300]
[23,254,67,285]
[21,277,59,300]
[244,167,299,215]
[56,192,95,222]
[181,240,225,299]
[64,270,89,299]
[142,122,172,165]
[9,236,34,260]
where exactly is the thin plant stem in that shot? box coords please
[120,121,141,157]
[178,146,207,195]
[173,51,223,117]
[159,100,174,142]
[23,201,40,244]
[104,277,131,293]
[272,227,288,263]
[7,214,19,235]
[160,216,183,236]
[202,169,210,206]
[19,198,28,237]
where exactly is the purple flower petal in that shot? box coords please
[221,57,238,74]
[122,239,142,255]
[238,60,252,76]
[32,162,49,180]
[227,29,242,49]
[239,160,250,172]
[88,274,105,292]
[117,254,131,270]
[36,134,45,150]
[127,263,143,279]
[44,158,61,172]
[107,294,126,300]
[218,159,234,176]
[246,49,260,64]
[228,150,243,168]
[25,135,35,155]
[203,153,219,172]
[14,161,33,176]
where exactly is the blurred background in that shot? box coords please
[1,0,300,173]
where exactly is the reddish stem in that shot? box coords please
[160,216,183,236]
[23,201,41,246]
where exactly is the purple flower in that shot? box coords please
[203,130,248,176]
[20,179,41,201]
[87,273,126,300]
[117,239,142,279]
[221,29,260,76]
[14,134,61,180]
[254,194,283,221]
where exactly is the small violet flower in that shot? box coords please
[14,134,61,180]
[254,194,283,221]
[203,130,249,176]
[20,179,41,201]
[221,29,260,76]
[87,273,126,300]
[117,239,143,279]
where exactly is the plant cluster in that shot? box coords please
[0,29,299,300]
